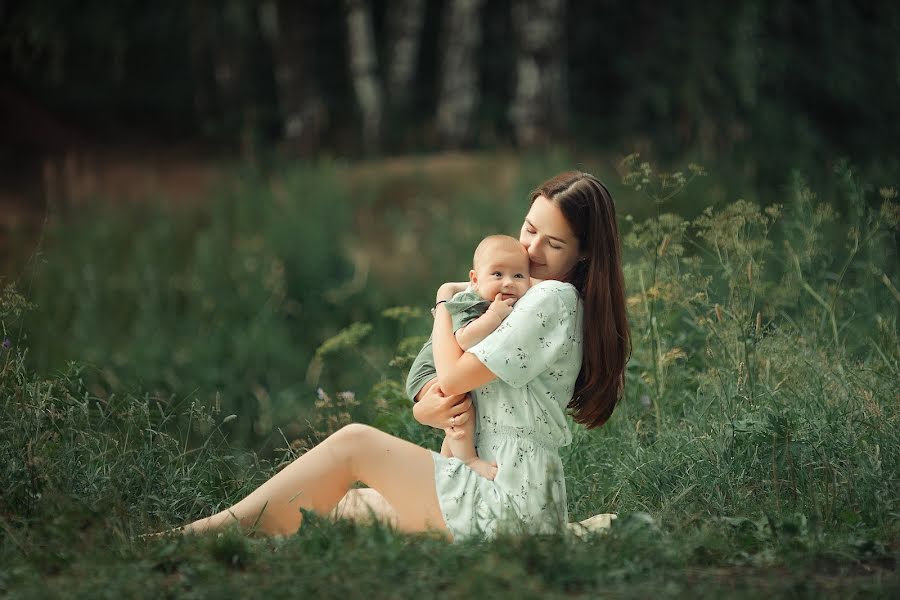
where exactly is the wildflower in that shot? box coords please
[337,390,357,404]
[640,394,651,408]
[317,387,326,400]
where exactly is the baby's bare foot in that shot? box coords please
[465,458,498,480]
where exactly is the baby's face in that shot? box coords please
[471,244,531,302]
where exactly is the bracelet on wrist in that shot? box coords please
[431,300,449,317]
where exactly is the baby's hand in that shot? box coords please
[488,293,516,322]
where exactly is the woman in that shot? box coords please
[179,171,629,541]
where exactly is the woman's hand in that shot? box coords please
[413,379,472,429]
[436,281,469,303]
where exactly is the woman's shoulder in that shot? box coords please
[516,280,579,313]
[526,280,579,302]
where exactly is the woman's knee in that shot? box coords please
[329,423,380,457]
[330,423,380,477]
[333,422,377,443]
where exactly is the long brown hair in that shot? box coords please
[531,171,630,428]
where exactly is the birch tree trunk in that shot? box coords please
[509,0,567,147]
[259,0,327,156]
[344,0,383,154]
[435,0,484,148]
[386,0,426,111]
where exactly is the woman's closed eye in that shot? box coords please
[525,226,561,250]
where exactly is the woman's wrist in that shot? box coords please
[435,284,456,303]
[435,281,468,303]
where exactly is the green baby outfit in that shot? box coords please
[407,281,583,541]
[405,289,489,402]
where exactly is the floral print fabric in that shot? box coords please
[431,280,583,540]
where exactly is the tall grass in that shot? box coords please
[1,156,897,595]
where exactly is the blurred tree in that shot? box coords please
[259,0,328,157]
[1,0,898,172]
[385,0,426,112]
[188,0,272,155]
[344,0,384,153]
[509,0,567,147]
[435,0,485,148]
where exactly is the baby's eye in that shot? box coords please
[515,273,525,279]
[492,271,502,277]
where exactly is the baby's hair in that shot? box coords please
[472,235,528,269]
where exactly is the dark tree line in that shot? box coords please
[2,0,899,168]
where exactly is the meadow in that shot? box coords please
[1,153,898,597]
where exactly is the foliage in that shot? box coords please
[2,159,899,595]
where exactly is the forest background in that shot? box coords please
[1,1,898,597]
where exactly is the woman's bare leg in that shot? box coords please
[182,424,449,538]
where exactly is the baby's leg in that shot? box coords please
[445,404,497,480]
[439,434,453,457]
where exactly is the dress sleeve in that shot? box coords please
[468,281,579,389]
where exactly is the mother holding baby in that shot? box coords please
[177,171,629,541]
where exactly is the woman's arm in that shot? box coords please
[432,284,498,395]
[412,378,473,429]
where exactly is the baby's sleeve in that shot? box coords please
[405,337,436,401]
[468,282,579,389]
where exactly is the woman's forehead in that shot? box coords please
[526,195,576,242]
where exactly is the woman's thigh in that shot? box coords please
[338,424,449,538]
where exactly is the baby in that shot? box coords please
[406,234,531,480]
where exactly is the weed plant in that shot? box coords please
[1,158,898,596]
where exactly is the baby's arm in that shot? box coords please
[454,309,504,350]
[454,293,517,350]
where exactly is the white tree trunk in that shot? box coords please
[509,0,567,147]
[386,0,426,110]
[259,0,327,156]
[435,0,484,148]
[344,0,383,153]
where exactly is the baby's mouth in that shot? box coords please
[500,293,517,300]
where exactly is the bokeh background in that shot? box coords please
[1,3,899,594]
[1,1,898,447]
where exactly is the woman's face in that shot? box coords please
[519,195,582,281]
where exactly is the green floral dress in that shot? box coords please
[431,280,583,541]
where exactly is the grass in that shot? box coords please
[1,153,898,597]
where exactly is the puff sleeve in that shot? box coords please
[468,281,579,389]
